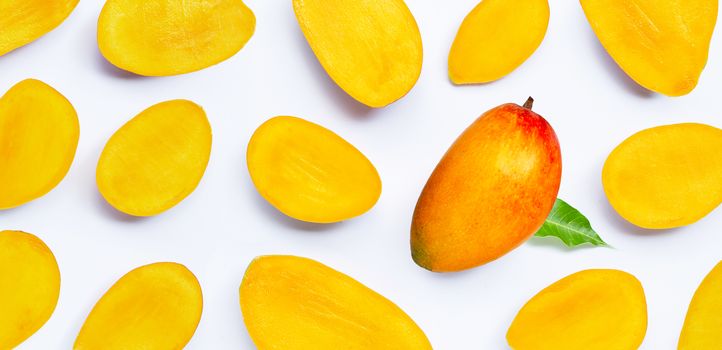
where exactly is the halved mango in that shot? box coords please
[74,262,203,350]
[97,100,212,216]
[247,116,381,223]
[240,255,432,349]
[0,0,79,56]
[0,230,60,349]
[293,0,423,107]
[0,79,79,209]
[448,0,549,84]
[679,261,722,349]
[97,0,256,76]
[581,0,717,96]
[603,123,722,229]
[507,269,648,350]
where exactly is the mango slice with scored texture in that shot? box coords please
[74,262,203,350]
[411,98,561,272]
[293,0,423,108]
[0,79,79,210]
[581,0,717,96]
[0,0,79,56]
[449,0,549,84]
[98,0,256,76]
[603,123,722,229]
[679,261,722,349]
[240,255,432,350]
[247,116,381,224]
[0,230,60,349]
[97,100,212,217]
[507,269,648,350]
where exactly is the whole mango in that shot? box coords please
[411,98,561,272]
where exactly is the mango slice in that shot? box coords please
[74,262,203,350]
[448,0,549,84]
[0,230,60,348]
[0,79,79,209]
[97,100,212,217]
[247,116,381,223]
[507,269,648,350]
[293,0,423,107]
[580,0,717,96]
[97,0,256,76]
[411,99,561,272]
[240,255,432,349]
[603,123,722,229]
[679,261,722,349]
[0,0,79,56]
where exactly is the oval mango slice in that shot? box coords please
[411,99,561,272]
[247,116,381,223]
[0,230,60,349]
[74,262,203,350]
[448,0,549,84]
[240,255,432,350]
[0,0,79,56]
[0,79,79,209]
[97,100,212,217]
[98,0,256,76]
[581,0,717,96]
[603,123,722,229]
[293,0,423,108]
[507,269,648,350]
[679,261,722,349]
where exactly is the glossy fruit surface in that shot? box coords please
[247,116,381,223]
[603,123,722,229]
[240,255,432,350]
[97,100,212,216]
[0,0,79,56]
[98,0,256,76]
[293,0,423,107]
[411,99,561,272]
[679,261,722,349]
[0,79,79,209]
[507,269,648,350]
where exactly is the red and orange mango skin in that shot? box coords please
[411,99,561,272]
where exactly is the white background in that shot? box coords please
[2,1,721,349]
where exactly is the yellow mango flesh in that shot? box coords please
[293,0,423,107]
[679,261,722,349]
[449,0,549,84]
[98,0,256,76]
[603,123,722,229]
[247,116,381,223]
[507,269,648,350]
[581,0,717,96]
[240,255,432,350]
[0,230,60,349]
[0,0,78,56]
[74,262,203,350]
[0,79,79,209]
[97,100,212,217]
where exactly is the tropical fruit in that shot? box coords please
[0,0,79,56]
[0,79,79,209]
[603,123,722,229]
[97,100,212,216]
[247,116,381,223]
[293,0,423,107]
[74,262,203,350]
[581,0,717,96]
[679,261,722,349]
[98,0,256,76]
[411,98,561,272]
[240,255,432,349]
[507,269,648,350]
[449,0,549,84]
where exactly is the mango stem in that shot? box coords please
[523,97,534,110]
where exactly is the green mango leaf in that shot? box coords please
[534,199,609,248]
